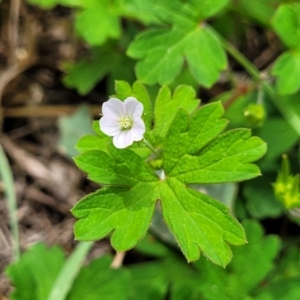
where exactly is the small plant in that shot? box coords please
[3,0,300,299]
[71,81,266,266]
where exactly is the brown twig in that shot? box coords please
[0,62,32,103]
[1,105,102,118]
[8,0,21,65]
[110,251,126,269]
[222,83,255,110]
[0,4,38,131]
[25,186,71,214]
[0,135,81,202]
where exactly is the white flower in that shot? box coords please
[100,97,145,149]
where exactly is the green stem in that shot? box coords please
[143,139,159,156]
[211,27,300,136]
[220,37,261,82]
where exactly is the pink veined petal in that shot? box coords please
[100,116,120,136]
[131,117,145,141]
[113,131,134,149]
[124,97,144,118]
[102,98,126,118]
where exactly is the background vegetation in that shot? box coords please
[0,0,300,299]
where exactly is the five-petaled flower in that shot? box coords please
[100,97,145,149]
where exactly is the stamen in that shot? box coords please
[118,115,133,129]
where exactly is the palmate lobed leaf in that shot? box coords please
[76,81,200,151]
[164,104,265,183]
[126,0,228,87]
[72,99,266,266]
[128,26,227,87]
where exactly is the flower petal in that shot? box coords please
[131,117,145,141]
[100,116,120,136]
[113,130,134,149]
[124,97,144,118]
[102,98,125,118]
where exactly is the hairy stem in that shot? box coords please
[143,139,159,156]
[211,27,300,136]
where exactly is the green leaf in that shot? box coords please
[255,277,300,300]
[59,0,82,6]
[76,120,151,158]
[131,221,281,300]
[150,207,178,247]
[150,85,199,145]
[272,246,300,280]
[63,48,111,96]
[226,220,280,299]
[244,175,284,219]
[165,252,213,299]
[216,90,250,128]
[194,220,281,300]
[63,45,135,96]
[192,183,238,211]
[114,82,200,147]
[6,244,65,300]
[76,121,110,153]
[76,135,109,154]
[119,0,161,25]
[74,0,121,46]
[255,118,298,161]
[272,3,300,49]
[164,105,265,183]
[72,98,265,266]
[67,255,130,300]
[127,0,228,87]
[125,0,229,27]
[135,234,170,257]
[72,144,160,249]
[151,183,238,248]
[185,27,227,87]
[271,51,300,95]
[233,0,280,24]
[27,0,58,8]
[57,105,94,158]
[160,178,245,265]
[190,0,230,20]
[129,261,168,299]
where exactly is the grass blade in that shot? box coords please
[47,241,94,300]
[0,143,19,261]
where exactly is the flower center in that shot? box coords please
[118,115,133,130]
